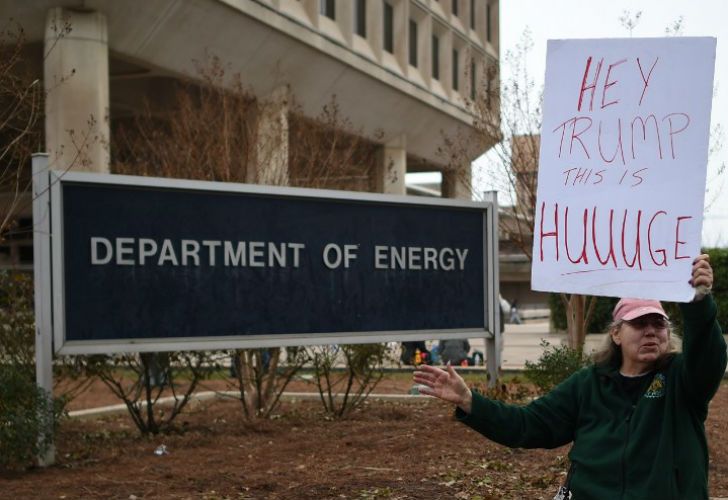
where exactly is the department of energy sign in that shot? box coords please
[45,171,495,354]
[531,37,716,302]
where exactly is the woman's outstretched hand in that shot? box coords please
[413,363,473,414]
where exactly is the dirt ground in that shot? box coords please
[1,375,727,499]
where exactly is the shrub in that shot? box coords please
[524,340,589,394]
[470,375,538,404]
[0,271,35,378]
[230,347,310,420]
[662,248,728,337]
[0,271,65,469]
[0,363,60,470]
[550,249,727,337]
[80,351,218,435]
[707,247,728,332]
[309,343,394,418]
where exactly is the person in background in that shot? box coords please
[414,254,725,498]
[438,339,483,366]
[400,341,430,365]
[509,301,522,325]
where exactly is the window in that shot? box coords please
[383,1,394,53]
[409,20,418,67]
[470,60,476,100]
[355,0,366,37]
[470,0,475,29]
[452,49,459,90]
[452,0,458,16]
[320,0,335,19]
[432,35,440,80]
[486,3,492,42]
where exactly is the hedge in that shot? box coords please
[548,247,728,336]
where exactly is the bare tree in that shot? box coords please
[1,17,94,257]
[82,351,211,435]
[0,23,43,237]
[112,56,385,421]
[618,10,643,37]
[439,30,597,350]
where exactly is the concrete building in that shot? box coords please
[0,0,500,269]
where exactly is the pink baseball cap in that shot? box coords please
[613,298,668,322]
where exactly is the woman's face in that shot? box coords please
[611,314,670,368]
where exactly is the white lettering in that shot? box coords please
[323,243,342,269]
[408,246,422,270]
[343,245,358,268]
[391,246,406,270]
[158,239,179,266]
[91,237,112,265]
[289,243,305,268]
[116,237,135,265]
[374,245,388,269]
[181,240,200,266]
[202,240,221,266]
[138,238,158,265]
[455,248,469,270]
[249,241,265,267]
[439,248,455,270]
[224,241,246,266]
[423,247,438,270]
[269,242,286,267]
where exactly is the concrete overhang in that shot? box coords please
[3,0,495,167]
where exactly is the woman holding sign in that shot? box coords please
[414,254,725,499]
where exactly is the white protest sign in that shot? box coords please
[531,37,716,302]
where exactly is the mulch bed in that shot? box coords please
[1,379,727,499]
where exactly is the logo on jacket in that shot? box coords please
[644,373,666,399]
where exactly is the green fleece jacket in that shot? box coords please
[456,295,727,500]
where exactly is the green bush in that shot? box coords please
[524,340,589,394]
[709,247,728,332]
[0,363,60,469]
[0,271,66,469]
[661,248,728,336]
[0,271,35,377]
[548,247,728,336]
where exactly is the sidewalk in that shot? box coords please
[469,322,607,370]
[468,322,728,372]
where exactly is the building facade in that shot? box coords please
[0,0,500,269]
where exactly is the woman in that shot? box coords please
[414,254,726,499]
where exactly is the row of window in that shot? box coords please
[407,20,479,99]
[314,0,491,100]
[320,1,493,44]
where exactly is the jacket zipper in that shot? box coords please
[621,404,636,499]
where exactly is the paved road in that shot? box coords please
[467,323,606,370]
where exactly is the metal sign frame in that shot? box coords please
[37,169,500,355]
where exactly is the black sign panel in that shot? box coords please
[56,176,487,349]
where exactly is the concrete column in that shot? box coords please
[248,85,290,186]
[44,8,110,173]
[376,136,406,195]
[441,164,472,200]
